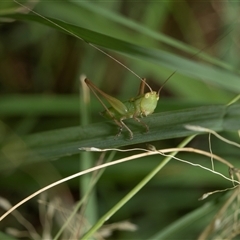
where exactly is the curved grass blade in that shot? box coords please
[1,12,240,93]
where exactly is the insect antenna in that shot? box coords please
[157,70,177,96]
[87,43,153,92]
[13,0,153,93]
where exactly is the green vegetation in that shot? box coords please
[0,1,239,239]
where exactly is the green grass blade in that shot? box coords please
[81,135,195,239]
[1,13,240,93]
[1,103,239,170]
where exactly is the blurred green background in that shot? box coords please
[0,1,240,239]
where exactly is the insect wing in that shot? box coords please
[85,79,128,115]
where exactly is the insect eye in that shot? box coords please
[145,93,150,98]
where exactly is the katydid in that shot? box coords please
[13,0,174,139]
[13,1,232,139]
[85,72,175,139]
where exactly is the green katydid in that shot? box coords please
[85,72,175,139]
[14,1,232,139]
[13,0,175,139]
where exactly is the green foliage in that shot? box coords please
[0,1,240,239]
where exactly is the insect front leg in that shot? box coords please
[119,119,133,139]
[133,117,149,133]
[109,117,134,139]
[113,118,133,139]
